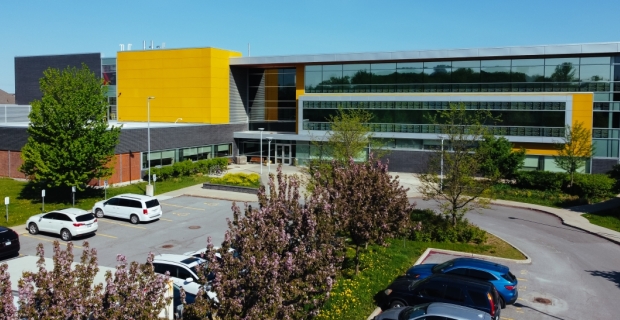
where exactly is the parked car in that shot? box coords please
[374,302,492,320]
[27,208,98,241]
[382,274,501,320]
[0,226,20,259]
[406,257,518,307]
[173,283,196,319]
[152,254,218,303]
[92,194,162,224]
[183,246,238,260]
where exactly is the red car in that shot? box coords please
[0,226,20,259]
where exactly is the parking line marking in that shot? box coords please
[160,218,173,222]
[517,278,527,281]
[96,233,117,239]
[500,317,514,320]
[173,212,190,217]
[161,203,205,211]
[97,220,146,229]
[21,234,83,249]
[518,298,526,301]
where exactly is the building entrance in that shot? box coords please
[275,144,292,165]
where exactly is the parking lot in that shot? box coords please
[15,195,258,267]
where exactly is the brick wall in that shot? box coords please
[90,152,141,186]
[0,150,27,179]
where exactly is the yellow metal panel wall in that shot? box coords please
[117,47,241,124]
[571,93,593,131]
[265,70,279,121]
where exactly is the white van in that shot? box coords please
[92,194,163,224]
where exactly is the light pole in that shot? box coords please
[147,96,155,196]
[267,137,273,175]
[440,138,444,190]
[258,128,264,174]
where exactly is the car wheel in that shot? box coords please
[389,300,405,308]
[28,223,39,235]
[60,229,72,241]
[500,296,506,309]
[130,214,139,224]
[95,208,104,218]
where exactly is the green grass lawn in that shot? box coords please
[317,234,526,320]
[583,207,620,233]
[0,175,218,228]
[490,184,586,208]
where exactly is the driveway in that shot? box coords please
[415,199,620,320]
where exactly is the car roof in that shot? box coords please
[425,274,494,288]
[115,193,157,201]
[427,302,491,319]
[450,257,509,273]
[153,254,206,267]
[54,208,90,216]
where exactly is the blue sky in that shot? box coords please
[1,0,619,93]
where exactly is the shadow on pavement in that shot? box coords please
[507,216,588,233]
[513,302,565,320]
[568,197,620,213]
[585,270,620,289]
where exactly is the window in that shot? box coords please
[216,144,231,157]
[418,285,444,298]
[55,214,72,222]
[42,213,57,220]
[76,214,95,222]
[105,198,119,206]
[444,285,465,302]
[446,268,468,276]
[146,199,160,208]
[119,199,142,209]
[177,266,196,281]
[468,290,489,306]
[467,269,496,281]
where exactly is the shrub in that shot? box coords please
[607,164,620,193]
[150,158,229,180]
[409,209,487,244]
[172,160,194,176]
[209,173,261,188]
[570,173,615,202]
[514,171,568,192]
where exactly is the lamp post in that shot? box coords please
[267,137,273,175]
[258,128,264,174]
[440,138,444,191]
[147,96,155,196]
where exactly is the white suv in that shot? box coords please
[152,254,218,302]
[26,208,98,241]
[92,194,162,224]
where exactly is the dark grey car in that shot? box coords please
[374,302,492,320]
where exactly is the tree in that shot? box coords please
[0,264,17,320]
[477,134,526,180]
[16,241,171,319]
[417,102,500,226]
[20,64,121,190]
[186,167,344,319]
[554,121,595,187]
[320,156,413,274]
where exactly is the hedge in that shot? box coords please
[149,158,228,180]
[514,171,614,201]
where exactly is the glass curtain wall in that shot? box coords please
[102,58,117,120]
[249,68,296,132]
[141,143,232,169]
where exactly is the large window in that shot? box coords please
[249,68,296,132]
[142,143,232,169]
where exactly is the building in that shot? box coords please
[1,42,619,183]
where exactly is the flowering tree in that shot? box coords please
[96,253,172,319]
[321,156,414,274]
[0,263,17,320]
[16,241,171,319]
[185,166,345,319]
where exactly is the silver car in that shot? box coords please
[374,302,492,320]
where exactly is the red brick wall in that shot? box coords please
[0,150,27,179]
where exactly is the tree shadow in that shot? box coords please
[18,182,104,205]
[507,216,588,233]
[585,270,620,289]
[512,302,565,320]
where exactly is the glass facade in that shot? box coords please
[302,100,567,137]
[141,143,232,169]
[102,58,117,121]
[248,68,296,132]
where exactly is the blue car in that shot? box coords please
[406,257,518,308]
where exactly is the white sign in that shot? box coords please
[4,197,8,205]
[72,186,76,193]
[153,174,157,182]
[42,189,46,197]
[104,180,108,187]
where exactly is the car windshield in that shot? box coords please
[146,199,160,208]
[75,213,95,222]
[431,260,454,273]
[399,303,429,320]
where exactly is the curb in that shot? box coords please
[179,193,258,203]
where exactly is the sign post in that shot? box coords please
[72,186,76,207]
[104,180,108,200]
[4,197,9,222]
[153,174,157,195]
[42,189,46,212]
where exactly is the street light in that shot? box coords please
[267,137,273,175]
[258,128,264,174]
[147,96,155,193]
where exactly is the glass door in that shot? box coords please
[275,144,292,165]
